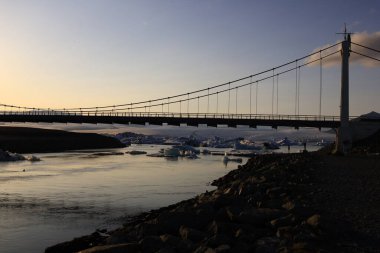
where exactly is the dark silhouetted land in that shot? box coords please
[0,126,125,153]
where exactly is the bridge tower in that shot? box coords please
[336,28,352,154]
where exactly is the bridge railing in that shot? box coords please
[0,110,358,121]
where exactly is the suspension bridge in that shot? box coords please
[1,33,379,153]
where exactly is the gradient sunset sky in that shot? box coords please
[0,0,379,116]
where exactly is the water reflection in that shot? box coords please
[0,145,245,253]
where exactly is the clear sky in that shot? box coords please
[0,0,379,116]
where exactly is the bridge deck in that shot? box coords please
[0,113,342,128]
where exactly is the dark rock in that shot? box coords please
[160,234,195,252]
[306,214,320,227]
[291,242,317,253]
[195,206,216,228]
[254,237,280,253]
[259,199,284,209]
[238,183,255,196]
[215,207,230,221]
[208,221,241,237]
[177,239,196,252]
[293,230,318,243]
[155,248,177,253]
[232,241,255,252]
[139,235,164,253]
[156,210,209,234]
[266,187,285,198]
[45,233,106,253]
[233,208,286,226]
[134,222,160,239]
[160,234,181,245]
[205,234,233,248]
[179,226,206,242]
[276,226,294,240]
[270,214,296,228]
[77,243,140,253]
[213,194,235,209]
[193,246,215,253]
[281,200,302,211]
[214,244,231,253]
[234,228,261,242]
[106,230,130,244]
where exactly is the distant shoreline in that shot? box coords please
[0,126,125,154]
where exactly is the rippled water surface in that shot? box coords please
[0,145,247,253]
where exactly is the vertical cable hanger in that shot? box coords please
[197,96,200,114]
[249,76,252,115]
[216,92,219,114]
[319,50,322,117]
[207,88,210,114]
[228,82,231,114]
[235,88,238,114]
[295,60,298,115]
[256,81,258,114]
[298,66,301,115]
[272,69,275,115]
[276,74,279,115]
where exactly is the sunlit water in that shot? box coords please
[0,144,318,253]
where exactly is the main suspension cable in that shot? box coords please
[1,43,341,113]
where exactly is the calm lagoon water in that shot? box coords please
[0,145,247,253]
[0,144,319,253]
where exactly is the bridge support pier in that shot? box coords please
[336,126,352,154]
[335,32,352,154]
